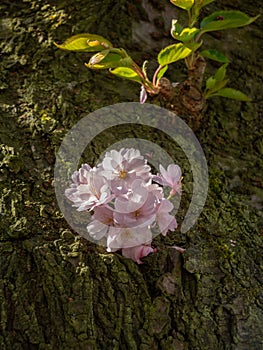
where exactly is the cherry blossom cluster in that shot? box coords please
[65,148,182,264]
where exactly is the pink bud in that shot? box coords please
[140,86,147,104]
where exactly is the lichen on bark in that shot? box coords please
[0,0,263,349]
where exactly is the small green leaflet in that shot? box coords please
[205,76,216,90]
[205,78,229,95]
[214,63,228,82]
[212,88,251,101]
[54,33,112,52]
[170,0,194,11]
[200,11,260,32]
[157,65,168,81]
[205,64,229,96]
[205,65,251,101]
[200,49,230,63]
[158,43,192,66]
[110,67,142,83]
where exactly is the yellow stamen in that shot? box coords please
[134,209,141,218]
[119,170,127,179]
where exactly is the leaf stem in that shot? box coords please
[195,30,204,43]
[152,65,163,87]
[185,51,196,70]
[132,62,146,80]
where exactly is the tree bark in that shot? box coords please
[0,0,262,349]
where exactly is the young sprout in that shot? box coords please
[55,1,258,110]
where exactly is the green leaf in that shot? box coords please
[205,64,229,96]
[212,88,251,101]
[184,41,202,51]
[54,33,112,52]
[192,0,215,12]
[200,0,216,8]
[214,63,228,82]
[171,20,200,42]
[200,49,230,63]
[205,76,216,90]
[170,0,194,10]
[158,43,192,66]
[86,53,133,70]
[157,65,168,81]
[110,67,142,83]
[215,79,229,91]
[191,0,216,20]
[205,79,229,97]
[200,11,260,32]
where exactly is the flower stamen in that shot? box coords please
[119,169,127,179]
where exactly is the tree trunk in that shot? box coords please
[0,0,262,349]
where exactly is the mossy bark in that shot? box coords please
[0,0,262,349]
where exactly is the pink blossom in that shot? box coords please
[87,220,109,240]
[115,193,157,229]
[122,245,156,264]
[153,164,182,196]
[93,205,114,225]
[107,226,152,250]
[65,166,112,211]
[98,148,151,194]
[146,182,164,200]
[87,205,114,240]
[114,178,149,214]
[65,149,182,264]
[156,199,177,236]
[69,163,92,186]
[113,178,160,228]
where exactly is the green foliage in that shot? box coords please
[110,67,143,83]
[205,64,251,101]
[214,63,228,82]
[205,64,229,96]
[183,41,202,51]
[158,43,192,66]
[55,0,258,105]
[86,51,133,70]
[157,66,168,81]
[209,88,252,101]
[200,50,230,63]
[54,33,112,52]
[170,0,194,11]
[171,20,200,42]
[200,11,260,33]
